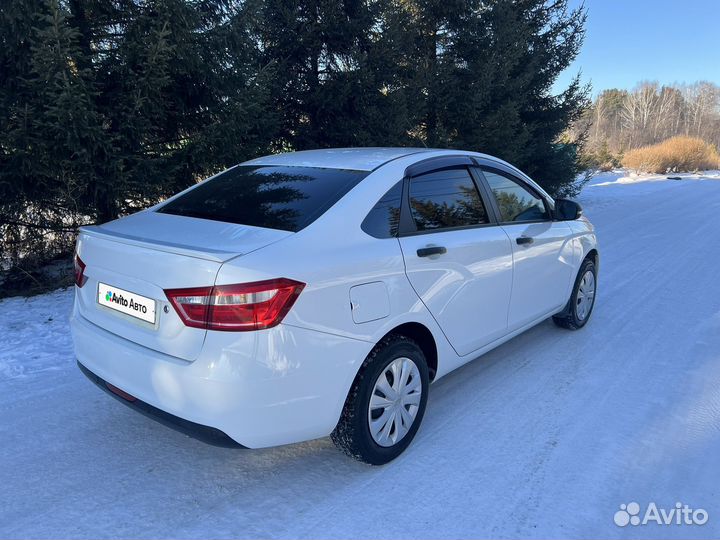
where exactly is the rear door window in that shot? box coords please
[408,168,489,231]
[158,165,368,232]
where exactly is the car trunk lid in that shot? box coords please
[75,211,291,361]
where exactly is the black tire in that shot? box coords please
[331,334,429,465]
[553,257,597,330]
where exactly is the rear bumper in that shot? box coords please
[77,360,239,447]
[70,301,372,448]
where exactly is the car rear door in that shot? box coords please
[476,164,575,330]
[398,158,514,357]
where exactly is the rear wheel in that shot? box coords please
[331,335,429,465]
[553,258,597,330]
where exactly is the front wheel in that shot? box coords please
[553,258,597,330]
[331,335,429,465]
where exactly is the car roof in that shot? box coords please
[239,147,551,200]
[242,147,437,172]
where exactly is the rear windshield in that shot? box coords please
[157,165,368,232]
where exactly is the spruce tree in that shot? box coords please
[256,0,415,149]
[0,0,107,264]
[392,0,590,194]
[1,0,281,278]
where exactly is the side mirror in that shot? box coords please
[554,198,583,221]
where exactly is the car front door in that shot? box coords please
[398,161,514,357]
[478,166,576,330]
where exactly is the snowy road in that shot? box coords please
[2,172,720,539]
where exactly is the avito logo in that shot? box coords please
[106,291,129,307]
[614,502,708,527]
[105,290,149,315]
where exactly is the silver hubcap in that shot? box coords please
[576,270,596,321]
[368,357,422,447]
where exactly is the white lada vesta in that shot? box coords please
[71,148,598,465]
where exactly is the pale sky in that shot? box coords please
[553,0,720,95]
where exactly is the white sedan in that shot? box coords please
[71,148,598,464]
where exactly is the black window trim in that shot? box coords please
[468,166,502,224]
[403,155,475,178]
[474,164,553,226]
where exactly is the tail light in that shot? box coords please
[73,253,87,288]
[165,278,305,332]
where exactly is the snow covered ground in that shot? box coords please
[1,171,720,539]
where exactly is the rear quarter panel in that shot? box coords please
[214,152,463,380]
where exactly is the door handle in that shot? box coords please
[516,236,534,245]
[417,246,447,257]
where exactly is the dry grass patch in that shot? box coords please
[622,136,720,174]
